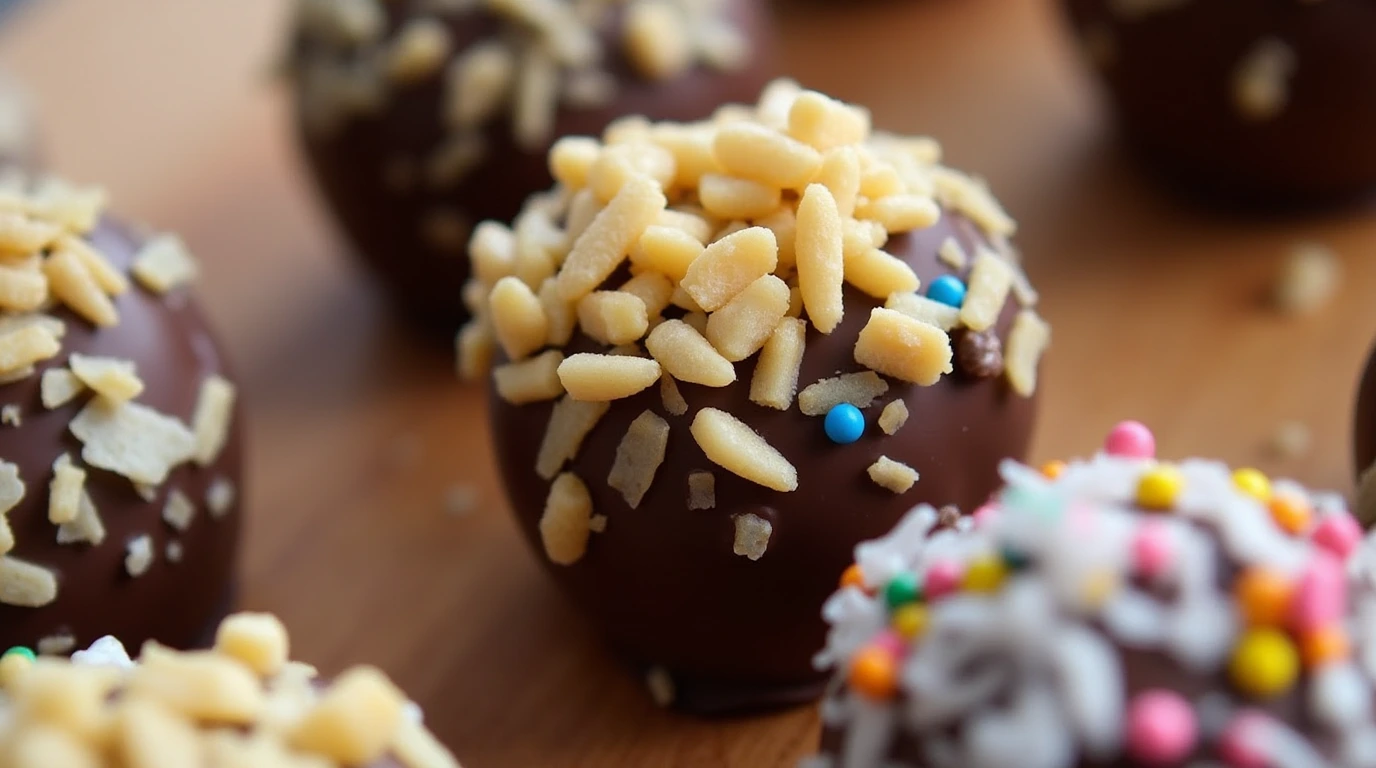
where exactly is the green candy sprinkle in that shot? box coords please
[884,572,921,609]
[2,646,35,662]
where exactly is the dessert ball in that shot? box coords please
[812,422,1371,767]
[288,0,774,330]
[463,82,1048,711]
[0,174,242,656]
[1355,349,1376,525]
[1065,0,1376,203]
[0,612,461,768]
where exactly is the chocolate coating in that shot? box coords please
[1355,344,1376,500]
[1065,0,1376,204]
[0,217,243,653]
[291,0,776,331]
[490,212,1037,712]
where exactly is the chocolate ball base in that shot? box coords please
[0,217,244,653]
[491,213,1036,713]
[1065,0,1376,206]
[1354,346,1376,493]
[295,1,774,333]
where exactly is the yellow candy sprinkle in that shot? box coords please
[1230,628,1299,699]
[1136,464,1184,511]
[0,653,32,689]
[891,604,929,640]
[1233,468,1271,502]
[1080,569,1120,609]
[963,556,1008,592]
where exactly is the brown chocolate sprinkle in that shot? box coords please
[955,329,1004,378]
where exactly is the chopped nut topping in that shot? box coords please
[536,396,610,480]
[659,373,688,415]
[557,353,661,401]
[125,534,155,577]
[216,612,290,678]
[713,122,822,190]
[699,173,782,220]
[705,274,790,362]
[690,408,797,492]
[959,249,1014,332]
[489,276,549,361]
[679,226,778,312]
[646,666,675,708]
[57,488,105,546]
[0,323,59,376]
[732,512,772,560]
[1274,242,1340,314]
[69,353,144,404]
[1234,37,1295,121]
[36,632,76,656]
[0,554,57,606]
[844,247,919,300]
[854,308,953,386]
[130,234,199,294]
[39,367,84,409]
[48,453,86,525]
[878,399,909,435]
[608,411,670,509]
[577,290,649,345]
[687,470,716,510]
[558,175,666,302]
[494,349,565,404]
[885,291,961,331]
[0,404,17,426]
[1004,310,1050,397]
[798,371,889,416]
[69,398,197,486]
[788,90,870,151]
[868,456,919,493]
[937,236,967,270]
[385,17,452,82]
[161,489,196,532]
[749,317,806,411]
[206,477,237,519]
[795,184,845,333]
[44,248,117,326]
[540,472,594,565]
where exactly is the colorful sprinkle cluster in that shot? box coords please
[810,421,1374,768]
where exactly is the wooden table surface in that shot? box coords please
[2,0,1374,765]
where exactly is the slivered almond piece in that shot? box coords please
[878,400,910,435]
[0,210,59,254]
[456,319,494,381]
[489,276,548,360]
[868,456,918,493]
[469,220,517,285]
[588,143,676,203]
[57,489,105,545]
[645,319,735,387]
[69,353,143,404]
[216,612,290,678]
[679,226,777,311]
[712,122,822,189]
[48,454,85,525]
[386,17,452,82]
[797,371,889,416]
[206,478,236,519]
[44,249,117,326]
[788,91,870,151]
[0,461,21,553]
[705,274,790,361]
[40,367,85,409]
[854,308,953,386]
[687,471,715,510]
[291,666,405,763]
[842,218,887,259]
[624,0,692,80]
[59,235,128,295]
[959,250,1014,332]
[192,375,236,466]
[757,207,797,272]
[0,555,57,606]
[690,408,797,491]
[659,374,687,415]
[1005,309,1050,397]
[394,715,463,768]
[698,173,781,220]
[732,513,772,560]
[885,292,961,330]
[538,277,577,348]
[131,234,199,294]
[607,410,670,509]
[577,291,648,345]
[619,271,674,318]
[557,354,660,401]
[631,224,704,282]
[0,324,58,375]
[749,317,806,410]
[131,646,266,723]
[845,248,919,299]
[549,136,601,189]
[655,208,714,243]
[118,699,203,768]
[446,41,515,129]
[70,398,196,485]
[938,237,967,269]
[540,472,594,565]
[558,174,666,301]
[493,350,565,404]
[536,396,610,480]
[812,146,861,217]
[161,489,196,532]
[858,195,940,233]
[795,184,844,333]
[0,263,47,311]
[125,534,155,576]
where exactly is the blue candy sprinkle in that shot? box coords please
[927,274,967,308]
[824,403,865,444]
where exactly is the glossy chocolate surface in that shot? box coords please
[1065,0,1376,204]
[490,212,1037,712]
[293,0,776,331]
[1355,345,1376,490]
[0,217,243,653]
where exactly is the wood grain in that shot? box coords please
[2,0,1374,765]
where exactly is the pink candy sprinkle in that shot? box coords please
[923,560,961,601]
[1105,420,1156,459]
[1292,554,1346,632]
[971,504,999,529]
[1132,522,1174,579]
[871,630,905,656]
[1126,690,1197,765]
[1312,512,1362,559]
[1219,712,1271,768]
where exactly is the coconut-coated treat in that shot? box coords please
[0,172,242,657]
[288,0,774,330]
[1065,0,1376,203]
[811,421,1374,768]
[0,612,461,768]
[463,81,1048,711]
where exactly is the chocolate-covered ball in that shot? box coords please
[288,0,775,330]
[0,175,242,657]
[465,83,1048,711]
[1354,346,1376,526]
[813,423,1370,767]
[1065,0,1376,203]
[0,612,460,768]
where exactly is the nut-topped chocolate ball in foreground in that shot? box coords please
[1065,0,1376,203]
[288,0,774,330]
[0,612,461,768]
[0,174,242,656]
[461,81,1049,711]
[811,421,1372,768]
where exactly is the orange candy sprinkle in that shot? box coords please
[1300,625,1350,668]
[1235,568,1295,627]
[1040,460,1067,479]
[1269,494,1313,535]
[840,563,866,591]
[848,645,899,699]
